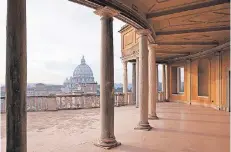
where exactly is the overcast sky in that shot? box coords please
[0,0,164,86]
[0,0,139,85]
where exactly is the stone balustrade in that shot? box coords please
[0,92,168,113]
[56,94,100,110]
[0,93,125,113]
[127,92,133,105]
[114,93,125,107]
[157,92,165,102]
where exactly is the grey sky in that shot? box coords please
[0,0,140,85]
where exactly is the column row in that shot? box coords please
[123,62,168,106]
[6,5,123,151]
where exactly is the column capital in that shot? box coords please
[186,59,191,63]
[123,60,128,64]
[148,43,158,50]
[94,6,119,18]
[214,51,221,56]
[123,61,128,69]
[136,29,152,36]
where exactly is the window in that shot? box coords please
[172,66,184,94]
[177,67,184,93]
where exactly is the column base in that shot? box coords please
[148,114,159,120]
[94,138,121,150]
[134,122,152,131]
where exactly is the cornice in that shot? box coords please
[118,24,131,33]
[94,6,119,17]
[121,45,139,62]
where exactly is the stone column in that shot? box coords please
[6,0,27,151]
[215,51,222,110]
[136,57,139,108]
[156,64,159,101]
[94,7,121,149]
[134,29,152,131]
[162,64,166,101]
[148,44,158,119]
[123,61,128,105]
[132,62,136,105]
[166,64,170,101]
[186,60,191,104]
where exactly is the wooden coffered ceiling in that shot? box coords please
[119,0,230,61]
[71,0,230,62]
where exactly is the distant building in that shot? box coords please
[33,83,63,96]
[1,83,63,97]
[0,85,5,97]
[62,56,97,94]
[0,56,97,97]
[158,82,162,92]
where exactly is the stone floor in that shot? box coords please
[1,102,230,152]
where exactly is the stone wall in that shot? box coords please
[56,94,100,110]
[0,93,125,113]
[26,96,57,111]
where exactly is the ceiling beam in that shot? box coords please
[166,41,230,63]
[156,26,230,35]
[157,41,219,45]
[147,0,230,18]
[156,52,190,55]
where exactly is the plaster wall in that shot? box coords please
[221,50,230,109]
[169,49,230,110]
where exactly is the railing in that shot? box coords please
[0,93,125,113]
[157,92,165,102]
[0,92,166,113]
[114,93,125,107]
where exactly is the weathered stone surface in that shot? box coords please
[1,94,125,113]
[135,30,152,130]
[6,0,27,151]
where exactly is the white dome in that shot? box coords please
[73,56,94,83]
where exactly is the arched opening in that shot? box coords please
[198,58,209,96]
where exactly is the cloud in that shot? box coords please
[0,0,134,85]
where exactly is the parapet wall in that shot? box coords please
[0,93,130,113]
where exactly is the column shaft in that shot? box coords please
[162,64,166,101]
[123,62,128,105]
[216,52,222,110]
[156,64,159,101]
[148,45,158,119]
[166,64,170,101]
[132,63,136,104]
[135,30,152,131]
[187,60,191,104]
[97,15,120,148]
[6,0,27,151]
[136,57,139,108]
